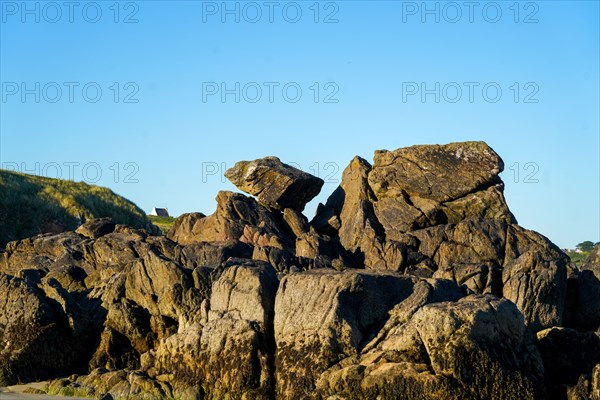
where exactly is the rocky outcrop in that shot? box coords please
[0,274,86,385]
[274,269,465,399]
[225,156,324,211]
[198,260,278,398]
[368,142,514,235]
[316,295,545,400]
[311,142,568,333]
[0,141,593,400]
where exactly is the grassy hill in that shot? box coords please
[0,169,152,247]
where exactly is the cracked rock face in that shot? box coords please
[0,141,594,400]
[225,156,324,211]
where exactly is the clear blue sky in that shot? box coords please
[1,0,598,248]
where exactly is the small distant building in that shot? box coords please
[150,207,170,217]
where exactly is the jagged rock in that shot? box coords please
[283,208,310,237]
[198,260,278,398]
[225,156,324,211]
[175,240,253,269]
[76,217,116,239]
[273,269,453,399]
[312,156,402,271]
[145,259,278,399]
[169,191,292,249]
[503,250,568,333]
[0,141,590,400]
[166,212,206,245]
[0,274,84,385]
[317,295,545,400]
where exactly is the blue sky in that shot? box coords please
[1,0,598,248]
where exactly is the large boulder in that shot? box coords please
[0,274,88,385]
[273,269,462,399]
[368,141,514,236]
[225,156,324,211]
[311,142,568,333]
[317,295,545,400]
[198,260,279,399]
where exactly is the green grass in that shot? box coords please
[0,169,152,247]
[149,215,176,235]
[566,250,589,269]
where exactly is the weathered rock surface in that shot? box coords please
[312,142,568,333]
[0,142,593,400]
[225,156,324,211]
[317,295,545,400]
[273,269,467,399]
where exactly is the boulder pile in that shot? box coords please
[0,141,598,400]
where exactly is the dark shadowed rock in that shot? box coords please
[0,274,89,385]
[225,156,324,211]
[175,240,253,269]
[537,327,600,389]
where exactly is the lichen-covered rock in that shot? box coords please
[0,141,590,400]
[0,274,86,385]
[225,156,324,211]
[273,269,457,399]
[368,142,514,236]
[198,260,278,399]
[317,295,545,400]
[43,368,189,400]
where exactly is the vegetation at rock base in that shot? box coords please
[149,215,177,235]
[0,169,151,247]
[566,241,599,267]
